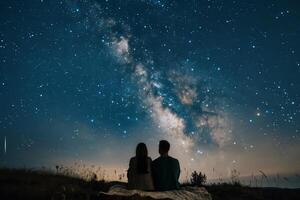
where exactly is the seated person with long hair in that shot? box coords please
[127,143,154,191]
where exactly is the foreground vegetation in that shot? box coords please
[0,168,299,200]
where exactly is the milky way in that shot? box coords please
[0,0,300,185]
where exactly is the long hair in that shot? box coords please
[135,143,149,174]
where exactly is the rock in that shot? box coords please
[99,185,212,200]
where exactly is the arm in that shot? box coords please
[148,157,152,172]
[151,160,157,186]
[127,158,134,179]
[176,160,180,181]
[174,159,180,189]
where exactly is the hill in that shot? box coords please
[0,168,299,200]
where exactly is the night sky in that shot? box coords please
[1,0,300,184]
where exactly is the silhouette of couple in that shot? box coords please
[127,140,180,191]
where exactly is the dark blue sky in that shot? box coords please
[0,0,300,182]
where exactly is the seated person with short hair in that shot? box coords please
[151,140,180,191]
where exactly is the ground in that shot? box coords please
[0,168,299,200]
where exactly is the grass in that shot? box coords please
[0,168,122,200]
[205,183,300,200]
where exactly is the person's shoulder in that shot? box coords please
[152,156,161,164]
[130,156,136,162]
[168,156,179,163]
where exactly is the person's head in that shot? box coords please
[136,142,148,157]
[159,140,170,156]
[135,143,149,174]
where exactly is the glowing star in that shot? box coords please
[197,150,203,154]
[256,112,261,116]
